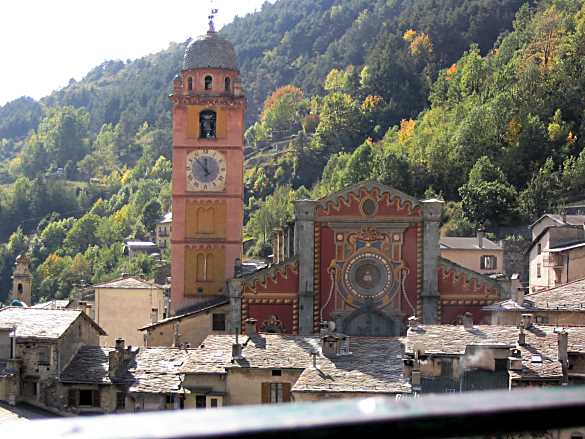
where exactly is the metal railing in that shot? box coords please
[2,387,585,438]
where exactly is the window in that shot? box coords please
[38,346,50,366]
[261,383,291,404]
[204,75,213,90]
[17,283,23,294]
[212,313,226,331]
[271,369,282,377]
[199,110,217,139]
[187,77,193,91]
[537,243,542,255]
[77,389,100,408]
[116,392,126,410]
[196,395,206,408]
[480,255,497,270]
[537,263,541,278]
[224,77,231,92]
[210,398,219,408]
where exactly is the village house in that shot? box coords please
[485,278,585,327]
[140,297,230,348]
[58,339,193,415]
[156,212,172,250]
[528,214,585,292]
[0,307,106,408]
[440,232,504,276]
[87,276,166,347]
[180,320,411,405]
[403,314,585,393]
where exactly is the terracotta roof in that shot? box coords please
[486,278,585,312]
[92,277,160,290]
[440,237,502,251]
[405,325,567,380]
[0,307,105,340]
[293,338,411,394]
[184,334,410,394]
[61,346,193,394]
[140,297,229,331]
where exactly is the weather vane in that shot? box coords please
[208,0,219,33]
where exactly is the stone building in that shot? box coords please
[140,297,230,348]
[0,307,106,407]
[528,214,585,292]
[403,316,585,393]
[89,277,166,347]
[156,212,172,250]
[440,233,504,276]
[485,278,585,326]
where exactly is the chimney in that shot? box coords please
[508,348,523,371]
[78,301,89,315]
[234,258,243,278]
[150,308,158,324]
[411,370,422,386]
[310,350,318,368]
[511,275,524,305]
[245,318,257,336]
[172,322,181,347]
[9,327,16,359]
[109,338,126,378]
[518,326,526,346]
[556,329,569,368]
[521,314,534,329]
[232,328,243,361]
[477,230,485,249]
[321,335,341,358]
[462,312,474,330]
[408,316,419,330]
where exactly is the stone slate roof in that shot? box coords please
[0,307,105,340]
[183,32,238,71]
[440,237,502,251]
[293,338,411,394]
[405,325,567,381]
[61,346,194,394]
[32,300,71,310]
[140,296,229,331]
[92,277,160,290]
[184,334,410,394]
[485,278,585,312]
[159,212,172,224]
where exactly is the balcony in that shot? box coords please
[3,387,585,438]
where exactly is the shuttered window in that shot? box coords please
[262,383,292,404]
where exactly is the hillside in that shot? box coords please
[0,0,561,303]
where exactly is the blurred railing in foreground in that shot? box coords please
[2,387,585,439]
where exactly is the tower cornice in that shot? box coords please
[169,94,246,108]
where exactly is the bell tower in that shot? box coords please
[11,255,32,306]
[170,19,245,313]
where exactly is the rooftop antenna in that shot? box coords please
[208,0,219,33]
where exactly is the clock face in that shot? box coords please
[186,149,227,192]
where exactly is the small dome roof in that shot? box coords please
[10,299,25,307]
[183,32,238,71]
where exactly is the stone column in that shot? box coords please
[227,279,242,334]
[421,199,444,324]
[295,200,316,335]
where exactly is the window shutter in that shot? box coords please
[261,383,271,404]
[93,389,101,408]
[68,389,77,407]
[282,383,292,402]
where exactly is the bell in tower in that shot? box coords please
[169,18,246,314]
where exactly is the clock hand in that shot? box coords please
[195,158,211,176]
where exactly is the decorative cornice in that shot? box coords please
[241,258,299,292]
[170,94,246,108]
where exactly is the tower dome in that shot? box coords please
[183,31,238,71]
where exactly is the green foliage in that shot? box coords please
[459,157,518,227]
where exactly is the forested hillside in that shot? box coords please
[2,0,581,304]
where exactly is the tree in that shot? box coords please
[63,214,101,255]
[141,200,162,235]
[519,158,563,221]
[459,156,518,227]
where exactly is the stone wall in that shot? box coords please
[503,239,531,283]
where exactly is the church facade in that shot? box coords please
[170,26,511,337]
[228,183,510,336]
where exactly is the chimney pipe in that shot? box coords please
[518,327,526,346]
[477,230,485,249]
[9,327,16,360]
[462,312,474,330]
[408,316,419,329]
[556,329,569,368]
[521,314,534,329]
[115,338,125,352]
[245,318,257,336]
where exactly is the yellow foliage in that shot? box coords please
[403,29,417,43]
[361,95,383,113]
[548,122,563,142]
[505,118,522,144]
[121,167,132,184]
[398,119,416,144]
[410,33,433,57]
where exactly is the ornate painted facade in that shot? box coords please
[229,182,510,336]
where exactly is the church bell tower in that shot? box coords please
[170,19,245,313]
